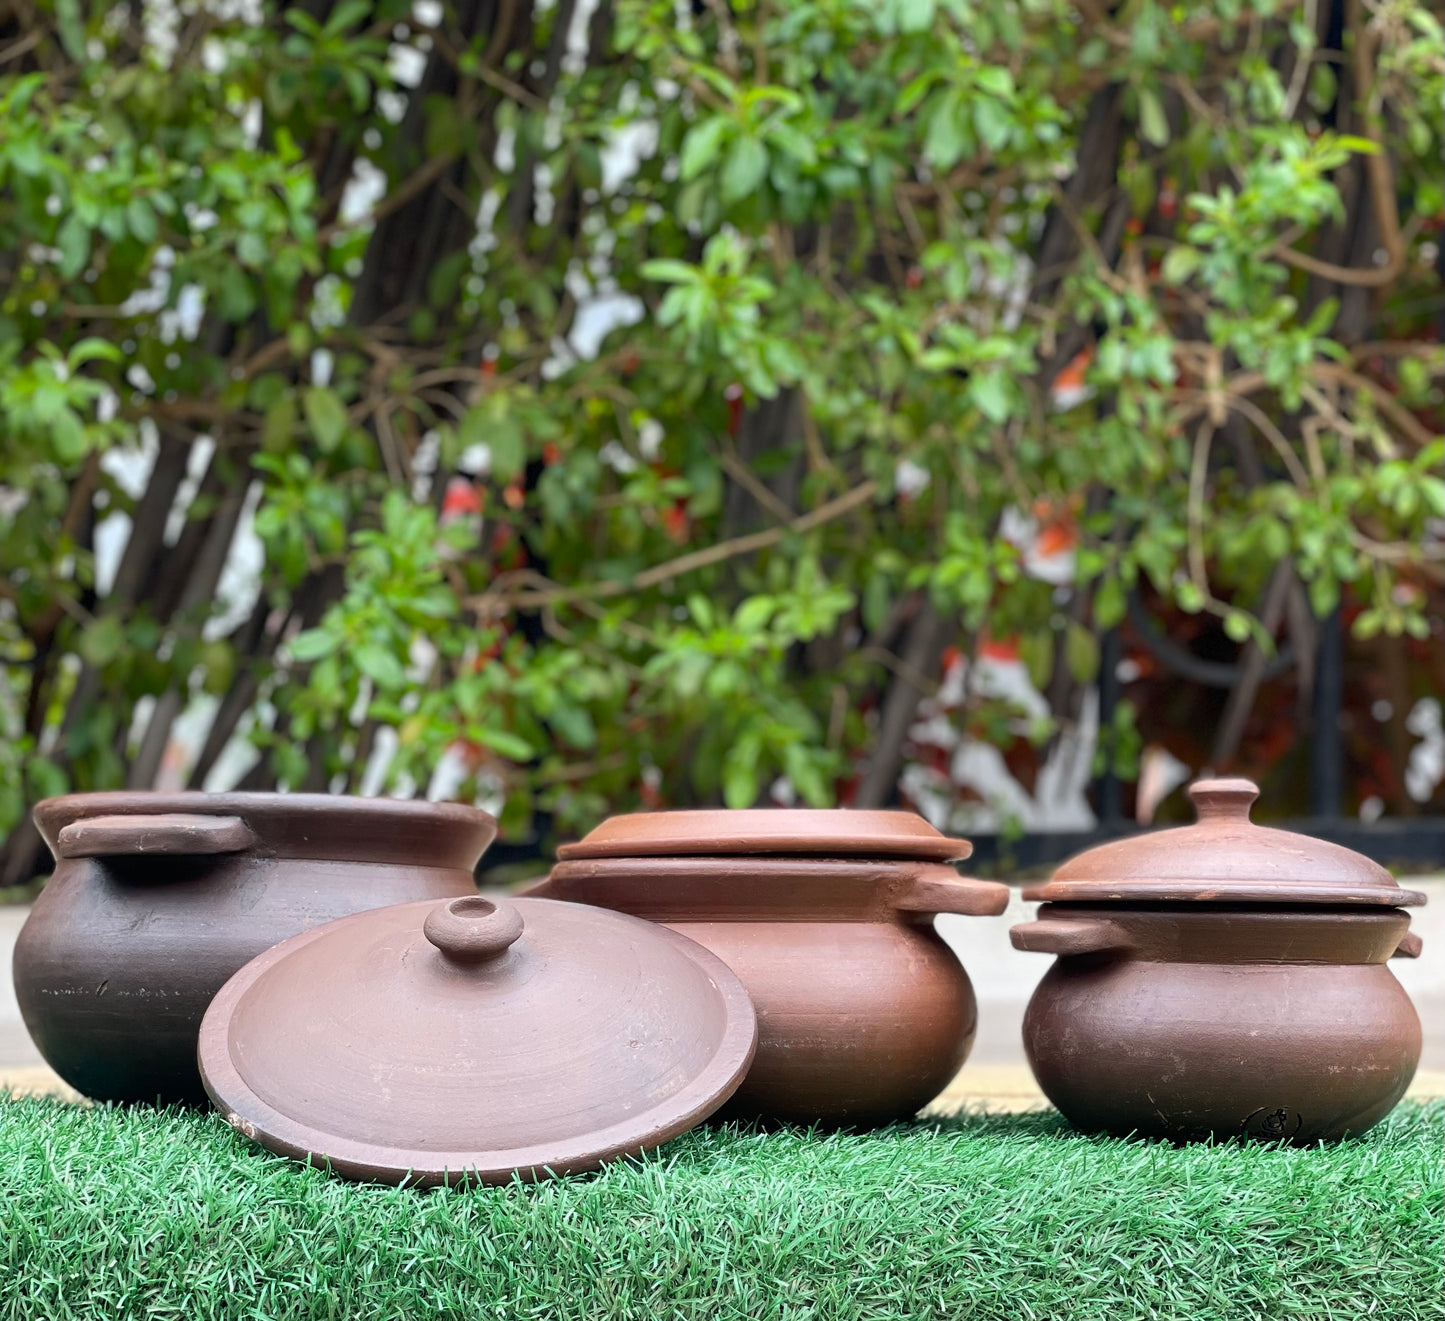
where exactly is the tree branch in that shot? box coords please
[467,479,879,611]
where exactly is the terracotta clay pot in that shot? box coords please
[528,810,1008,1125]
[13,792,495,1104]
[199,895,757,1186]
[1011,779,1426,1142]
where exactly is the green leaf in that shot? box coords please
[217,265,257,322]
[969,369,1014,423]
[895,0,936,34]
[56,215,90,279]
[1020,631,1054,691]
[27,758,69,802]
[1161,246,1200,285]
[1137,87,1170,148]
[302,386,348,452]
[263,395,297,451]
[547,702,596,750]
[1309,575,1339,619]
[1094,575,1126,630]
[288,627,338,662]
[766,123,817,167]
[720,135,768,203]
[427,249,470,311]
[722,735,762,809]
[680,116,732,180]
[78,615,124,667]
[896,74,936,116]
[473,726,535,761]
[488,421,526,483]
[639,259,697,285]
[323,0,372,35]
[1065,622,1100,684]
[355,641,408,689]
[126,198,158,245]
[976,67,1016,98]
[783,742,829,807]
[66,338,121,368]
[1332,134,1380,156]
[53,407,88,463]
[1176,580,1205,613]
[270,741,309,789]
[924,96,968,170]
[734,595,776,633]
[310,654,342,701]
[973,99,1011,154]
[55,0,86,61]
[687,593,716,630]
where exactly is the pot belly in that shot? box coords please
[666,920,975,1126]
[13,857,475,1104]
[1024,959,1421,1141]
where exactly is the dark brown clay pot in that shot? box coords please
[13,792,495,1104]
[1011,779,1426,1143]
[529,816,1008,1126]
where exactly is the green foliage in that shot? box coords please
[0,0,1440,847]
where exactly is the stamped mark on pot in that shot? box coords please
[226,1111,258,1139]
[1243,1106,1302,1140]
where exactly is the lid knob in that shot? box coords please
[423,896,525,964]
[1187,777,1259,822]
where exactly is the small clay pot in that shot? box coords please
[528,810,1008,1125]
[13,792,495,1104]
[1011,779,1426,1142]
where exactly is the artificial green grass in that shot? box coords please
[1,1098,1440,1321]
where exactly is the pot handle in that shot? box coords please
[55,813,255,860]
[1010,917,1133,957]
[1391,931,1423,959]
[894,873,1010,917]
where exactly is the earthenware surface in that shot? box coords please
[556,808,973,862]
[198,895,758,1185]
[14,792,494,1104]
[1012,902,1422,1141]
[530,848,1004,1125]
[1024,778,1426,906]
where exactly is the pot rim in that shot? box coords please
[1032,899,1419,917]
[546,854,950,878]
[1019,879,1427,907]
[1013,900,1418,964]
[537,855,1009,919]
[34,792,496,871]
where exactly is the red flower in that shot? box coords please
[663,504,690,543]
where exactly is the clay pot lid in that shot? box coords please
[1023,779,1427,907]
[555,809,972,862]
[198,895,757,1186]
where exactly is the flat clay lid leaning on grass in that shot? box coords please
[556,808,973,863]
[198,895,757,1187]
[1023,778,1427,907]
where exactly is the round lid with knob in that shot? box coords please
[197,895,757,1186]
[1022,778,1427,907]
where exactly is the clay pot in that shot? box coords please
[199,895,756,1185]
[528,809,1009,1125]
[1011,779,1426,1142]
[13,792,495,1104]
